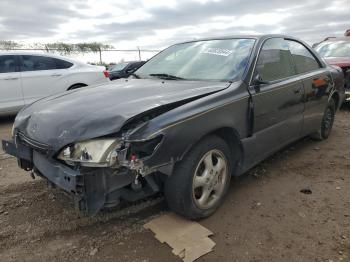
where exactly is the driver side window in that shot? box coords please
[256,38,296,82]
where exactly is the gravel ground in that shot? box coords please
[0,106,349,262]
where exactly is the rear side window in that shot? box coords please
[0,55,17,73]
[256,38,296,82]
[287,40,321,74]
[20,55,73,71]
[54,58,73,69]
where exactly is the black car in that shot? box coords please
[108,61,145,80]
[2,35,344,219]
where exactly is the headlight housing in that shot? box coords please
[57,138,121,167]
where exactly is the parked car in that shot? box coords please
[314,35,350,101]
[345,29,350,37]
[108,61,145,80]
[0,52,110,115]
[2,35,344,219]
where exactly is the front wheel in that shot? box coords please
[311,98,336,140]
[164,135,232,219]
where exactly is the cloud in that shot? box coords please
[0,0,88,39]
[0,0,349,48]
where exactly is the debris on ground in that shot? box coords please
[89,247,98,256]
[0,153,13,161]
[144,213,215,262]
[300,188,312,194]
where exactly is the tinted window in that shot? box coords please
[0,55,17,73]
[287,40,321,73]
[20,56,72,71]
[54,58,73,69]
[128,62,143,71]
[256,38,296,82]
[109,62,128,72]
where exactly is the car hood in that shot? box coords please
[14,78,230,150]
[324,57,350,68]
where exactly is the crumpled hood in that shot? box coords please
[14,78,230,150]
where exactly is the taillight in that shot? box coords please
[103,70,110,78]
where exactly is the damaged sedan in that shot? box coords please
[2,35,345,219]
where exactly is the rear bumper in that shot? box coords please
[2,139,148,215]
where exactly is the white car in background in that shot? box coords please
[0,52,110,115]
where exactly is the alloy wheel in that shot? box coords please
[192,149,228,209]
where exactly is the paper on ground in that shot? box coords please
[144,213,216,262]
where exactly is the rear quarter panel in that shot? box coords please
[65,66,110,88]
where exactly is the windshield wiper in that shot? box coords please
[149,73,184,80]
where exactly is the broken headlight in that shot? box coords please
[57,138,121,167]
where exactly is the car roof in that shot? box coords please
[115,61,144,63]
[173,34,303,45]
[0,51,82,64]
[322,37,350,42]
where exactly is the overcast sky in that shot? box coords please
[0,0,349,50]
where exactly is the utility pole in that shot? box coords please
[99,47,102,64]
[137,46,141,61]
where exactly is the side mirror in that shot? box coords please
[126,69,135,74]
[252,74,268,86]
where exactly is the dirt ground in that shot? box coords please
[0,106,349,262]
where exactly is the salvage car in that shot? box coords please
[314,36,350,101]
[2,35,345,219]
[0,52,110,115]
[108,61,145,80]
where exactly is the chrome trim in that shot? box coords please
[17,132,50,152]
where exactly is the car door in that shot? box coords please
[19,55,69,105]
[249,38,305,162]
[0,55,24,113]
[286,40,332,136]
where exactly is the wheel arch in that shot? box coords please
[180,126,244,176]
[67,83,88,90]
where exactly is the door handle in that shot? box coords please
[4,77,18,80]
[51,74,62,77]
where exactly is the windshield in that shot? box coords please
[109,62,128,72]
[315,41,350,58]
[136,38,256,81]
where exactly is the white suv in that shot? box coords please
[0,52,110,115]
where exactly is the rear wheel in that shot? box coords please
[311,98,335,140]
[164,135,232,219]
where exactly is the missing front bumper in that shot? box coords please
[2,139,159,215]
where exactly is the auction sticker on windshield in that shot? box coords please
[202,48,233,56]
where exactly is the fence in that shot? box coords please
[0,48,161,64]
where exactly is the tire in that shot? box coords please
[164,135,233,219]
[68,84,87,90]
[310,98,336,140]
